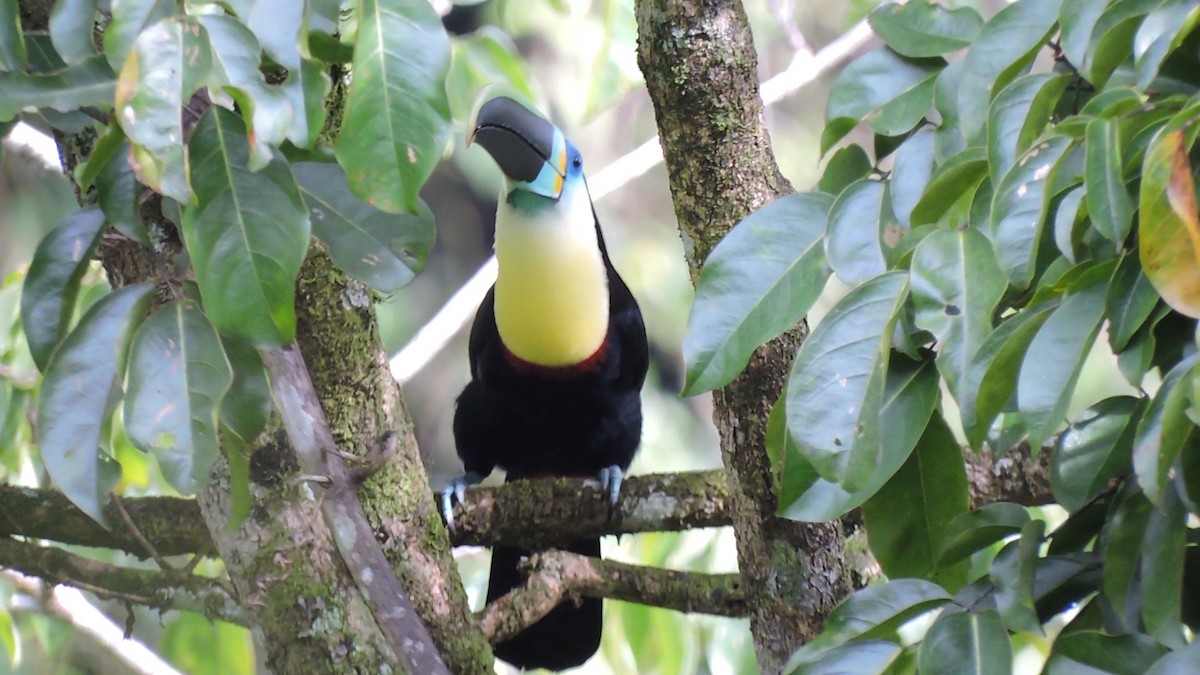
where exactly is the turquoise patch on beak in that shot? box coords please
[514,127,568,200]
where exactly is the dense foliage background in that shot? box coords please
[3,0,1200,672]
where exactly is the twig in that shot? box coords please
[5,571,184,675]
[478,550,745,643]
[111,495,175,570]
[0,538,246,625]
[387,18,877,386]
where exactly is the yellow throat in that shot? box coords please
[493,187,610,367]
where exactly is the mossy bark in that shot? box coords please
[635,1,855,671]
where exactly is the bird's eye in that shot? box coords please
[572,155,583,169]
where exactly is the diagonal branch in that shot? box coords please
[478,550,746,644]
[0,537,245,625]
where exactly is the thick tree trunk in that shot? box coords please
[635,2,855,671]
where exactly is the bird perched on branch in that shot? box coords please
[441,95,648,671]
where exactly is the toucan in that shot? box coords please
[441,96,648,670]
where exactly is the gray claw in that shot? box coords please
[597,465,624,514]
[441,471,485,533]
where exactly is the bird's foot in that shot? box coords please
[597,465,624,519]
[440,471,485,533]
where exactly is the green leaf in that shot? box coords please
[1059,0,1110,71]
[823,48,943,152]
[910,228,1006,413]
[787,640,902,675]
[960,303,1054,448]
[910,147,987,227]
[989,136,1073,289]
[102,0,175,71]
[868,2,983,58]
[1141,484,1187,647]
[990,520,1046,634]
[987,73,1072,180]
[1146,639,1200,675]
[1085,118,1135,244]
[1046,631,1168,675]
[0,0,25,71]
[825,180,892,285]
[916,610,1011,675]
[1102,486,1152,627]
[0,55,116,121]
[1017,273,1110,450]
[37,284,152,523]
[50,0,97,64]
[160,612,254,675]
[1106,251,1161,352]
[294,161,436,293]
[1052,396,1144,512]
[218,336,271,442]
[334,0,451,214]
[786,272,909,490]
[938,502,1030,567]
[113,17,212,204]
[890,127,935,229]
[244,0,304,69]
[1083,0,1161,89]
[198,15,292,170]
[446,27,536,123]
[818,144,873,197]
[1053,185,1087,264]
[933,60,966,161]
[20,207,109,372]
[282,58,330,148]
[684,192,833,395]
[1134,1,1200,89]
[124,300,232,495]
[788,579,952,666]
[1132,355,1198,508]
[1139,127,1200,318]
[92,136,150,245]
[862,412,969,586]
[182,107,310,346]
[956,0,1063,141]
[778,354,939,522]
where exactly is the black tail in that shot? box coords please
[487,536,602,671]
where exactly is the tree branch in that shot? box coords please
[0,486,214,558]
[0,538,245,625]
[478,551,746,644]
[966,441,1054,508]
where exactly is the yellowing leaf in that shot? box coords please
[1139,129,1200,318]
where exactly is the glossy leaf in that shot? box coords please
[957,0,1063,141]
[102,0,175,71]
[862,412,969,585]
[294,161,436,294]
[334,0,451,214]
[960,304,1055,448]
[198,15,291,169]
[1146,639,1200,675]
[889,127,935,229]
[50,0,97,64]
[1086,118,1135,244]
[868,2,983,57]
[1139,128,1200,318]
[1132,355,1198,508]
[93,136,150,245]
[282,58,329,148]
[818,144,872,197]
[1052,185,1087,264]
[910,228,1006,412]
[787,640,902,675]
[0,55,115,121]
[822,48,943,151]
[20,207,108,371]
[218,336,271,443]
[684,192,833,395]
[1018,275,1110,450]
[1141,484,1187,647]
[1102,487,1152,625]
[1083,0,1160,89]
[182,107,310,346]
[37,284,152,523]
[825,180,891,285]
[1134,1,1200,89]
[1059,0,1110,71]
[1107,251,1161,352]
[786,272,909,490]
[778,354,939,522]
[932,60,966,161]
[939,502,1030,567]
[989,136,1073,289]
[0,0,25,70]
[917,610,1011,675]
[124,300,232,494]
[910,146,988,226]
[1052,396,1143,512]
[987,73,1072,180]
[1046,631,1167,675]
[244,0,304,69]
[446,27,536,123]
[990,520,1045,634]
[113,17,211,204]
